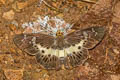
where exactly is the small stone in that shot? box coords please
[112,2,120,24]
[11,20,18,27]
[0,0,6,5]
[10,48,16,53]
[111,75,120,80]
[56,13,64,19]
[113,48,119,54]
[2,10,15,20]
[12,1,26,11]
[4,69,23,80]
[12,2,20,12]
[0,39,2,43]
[5,34,8,40]
[17,0,37,10]
[12,0,37,11]
[17,1,28,10]
[52,0,57,2]
[9,24,17,31]
[8,0,14,3]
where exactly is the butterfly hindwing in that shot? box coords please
[63,47,88,69]
[36,53,61,69]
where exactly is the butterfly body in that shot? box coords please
[14,27,105,69]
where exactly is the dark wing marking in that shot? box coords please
[36,53,61,70]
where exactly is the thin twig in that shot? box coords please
[42,0,63,13]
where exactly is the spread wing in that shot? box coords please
[13,33,55,55]
[13,26,105,69]
[63,26,105,68]
[65,26,105,49]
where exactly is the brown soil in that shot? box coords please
[0,0,120,80]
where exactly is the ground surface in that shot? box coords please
[0,0,120,80]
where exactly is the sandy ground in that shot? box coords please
[0,0,120,80]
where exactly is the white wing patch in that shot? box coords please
[36,40,85,57]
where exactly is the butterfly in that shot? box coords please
[13,26,105,70]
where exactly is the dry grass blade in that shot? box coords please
[75,0,97,4]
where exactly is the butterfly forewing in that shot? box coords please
[65,27,105,49]
[13,33,55,55]
[82,27,105,49]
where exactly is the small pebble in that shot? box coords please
[4,69,23,80]
[2,10,15,20]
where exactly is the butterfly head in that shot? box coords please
[56,30,64,37]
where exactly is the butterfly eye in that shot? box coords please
[56,30,63,37]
